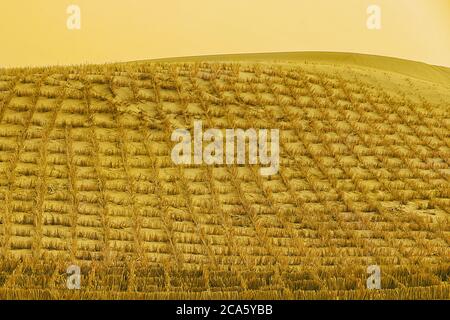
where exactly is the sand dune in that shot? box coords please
[0,52,448,299]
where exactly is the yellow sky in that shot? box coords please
[0,0,449,67]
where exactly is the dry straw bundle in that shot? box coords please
[0,53,449,299]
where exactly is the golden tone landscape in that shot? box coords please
[0,52,449,299]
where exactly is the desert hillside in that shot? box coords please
[0,53,449,299]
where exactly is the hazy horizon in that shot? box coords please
[0,0,449,68]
